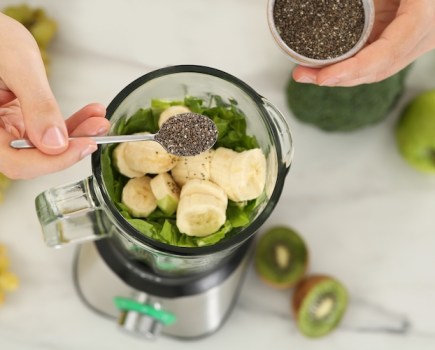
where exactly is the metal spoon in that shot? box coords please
[10,113,218,157]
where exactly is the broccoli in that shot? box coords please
[286,66,412,132]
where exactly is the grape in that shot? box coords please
[0,173,10,191]
[2,4,33,26]
[1,4,58,75]
[30,18,57,49]
[0,173,11,204]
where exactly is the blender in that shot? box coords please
[35,65,293,340]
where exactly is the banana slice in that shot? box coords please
[210,147,267,202]
[150,173,180,215]
[158,105,191,128]
[171,149,215,186]
[0,245,10,273]
[170,158,189,186]
[0,271,19,292]
[181,179,227,206]
[122,176,157,218]
[230,148,267,201]
[112,143,144,178]
[176,193,226,237]
[0,255,9,272]
[124,133,179,174]
[210,147,238,200]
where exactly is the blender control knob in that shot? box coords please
[114,296,176,339]
[118,309,163,339]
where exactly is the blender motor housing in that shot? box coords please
[73,238,254,339]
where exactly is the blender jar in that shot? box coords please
[35,65,293,276]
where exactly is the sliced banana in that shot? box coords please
[0,271,19,292]
[230,148,267,201]
[158,105,191,128]
[124,133,179,174]
[176,193,226,237]
[180,179,227,206]
[210,147,238,200]
[0,244,8,271]
[170,158,189,186]
[122,176,157,218]
[210,147,267,202]
[171,149,215,186]
[112,143,144,178]
[150,173,180,215]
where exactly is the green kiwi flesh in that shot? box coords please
[254,226,308,288]
[293,275,348,338]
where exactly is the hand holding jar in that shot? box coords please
[291,0,435,86]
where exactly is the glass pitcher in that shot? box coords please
[35,65,293,277]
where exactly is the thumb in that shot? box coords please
[20,84,69,155]
[0,14,68,155]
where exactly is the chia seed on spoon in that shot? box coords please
[155,113,218,157]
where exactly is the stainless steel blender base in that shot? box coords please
[73,241,252,340]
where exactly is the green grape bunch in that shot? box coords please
[0,173,11,204]
[2,3,58,75]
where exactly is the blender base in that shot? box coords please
[73,241,253,340]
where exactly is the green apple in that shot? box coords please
[396,90,435,173]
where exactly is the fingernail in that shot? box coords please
[96,125,109,135]
[320,77,340,86]
[42,126,67,148]
[80,144,98,159]
[296,76,315,84]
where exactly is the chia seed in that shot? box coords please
[155,113,218,157]
[273,0,365,60]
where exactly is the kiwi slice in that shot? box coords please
[292,275,348,338]
[254,226,308,288]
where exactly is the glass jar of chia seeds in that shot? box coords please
[268,0,375,67]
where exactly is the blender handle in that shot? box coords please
[35,176,110,248]
[261,97,294,168]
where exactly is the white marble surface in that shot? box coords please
[1,0,435,349]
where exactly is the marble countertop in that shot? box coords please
[1,0,435,349]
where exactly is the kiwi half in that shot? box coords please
[254,226,308,288]
[292,275,348,338]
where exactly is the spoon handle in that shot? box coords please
[10,134,156,149]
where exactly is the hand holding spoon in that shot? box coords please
[10,113,218,157]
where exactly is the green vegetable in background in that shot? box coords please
[286,65,412,132]
[395,89,435,174]
[102,95,261,247]
[2,4,57,75]
[0,173,11,204]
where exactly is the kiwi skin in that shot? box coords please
[254,226,309,289]
[292,275,328,314]
[292,274,348,338]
